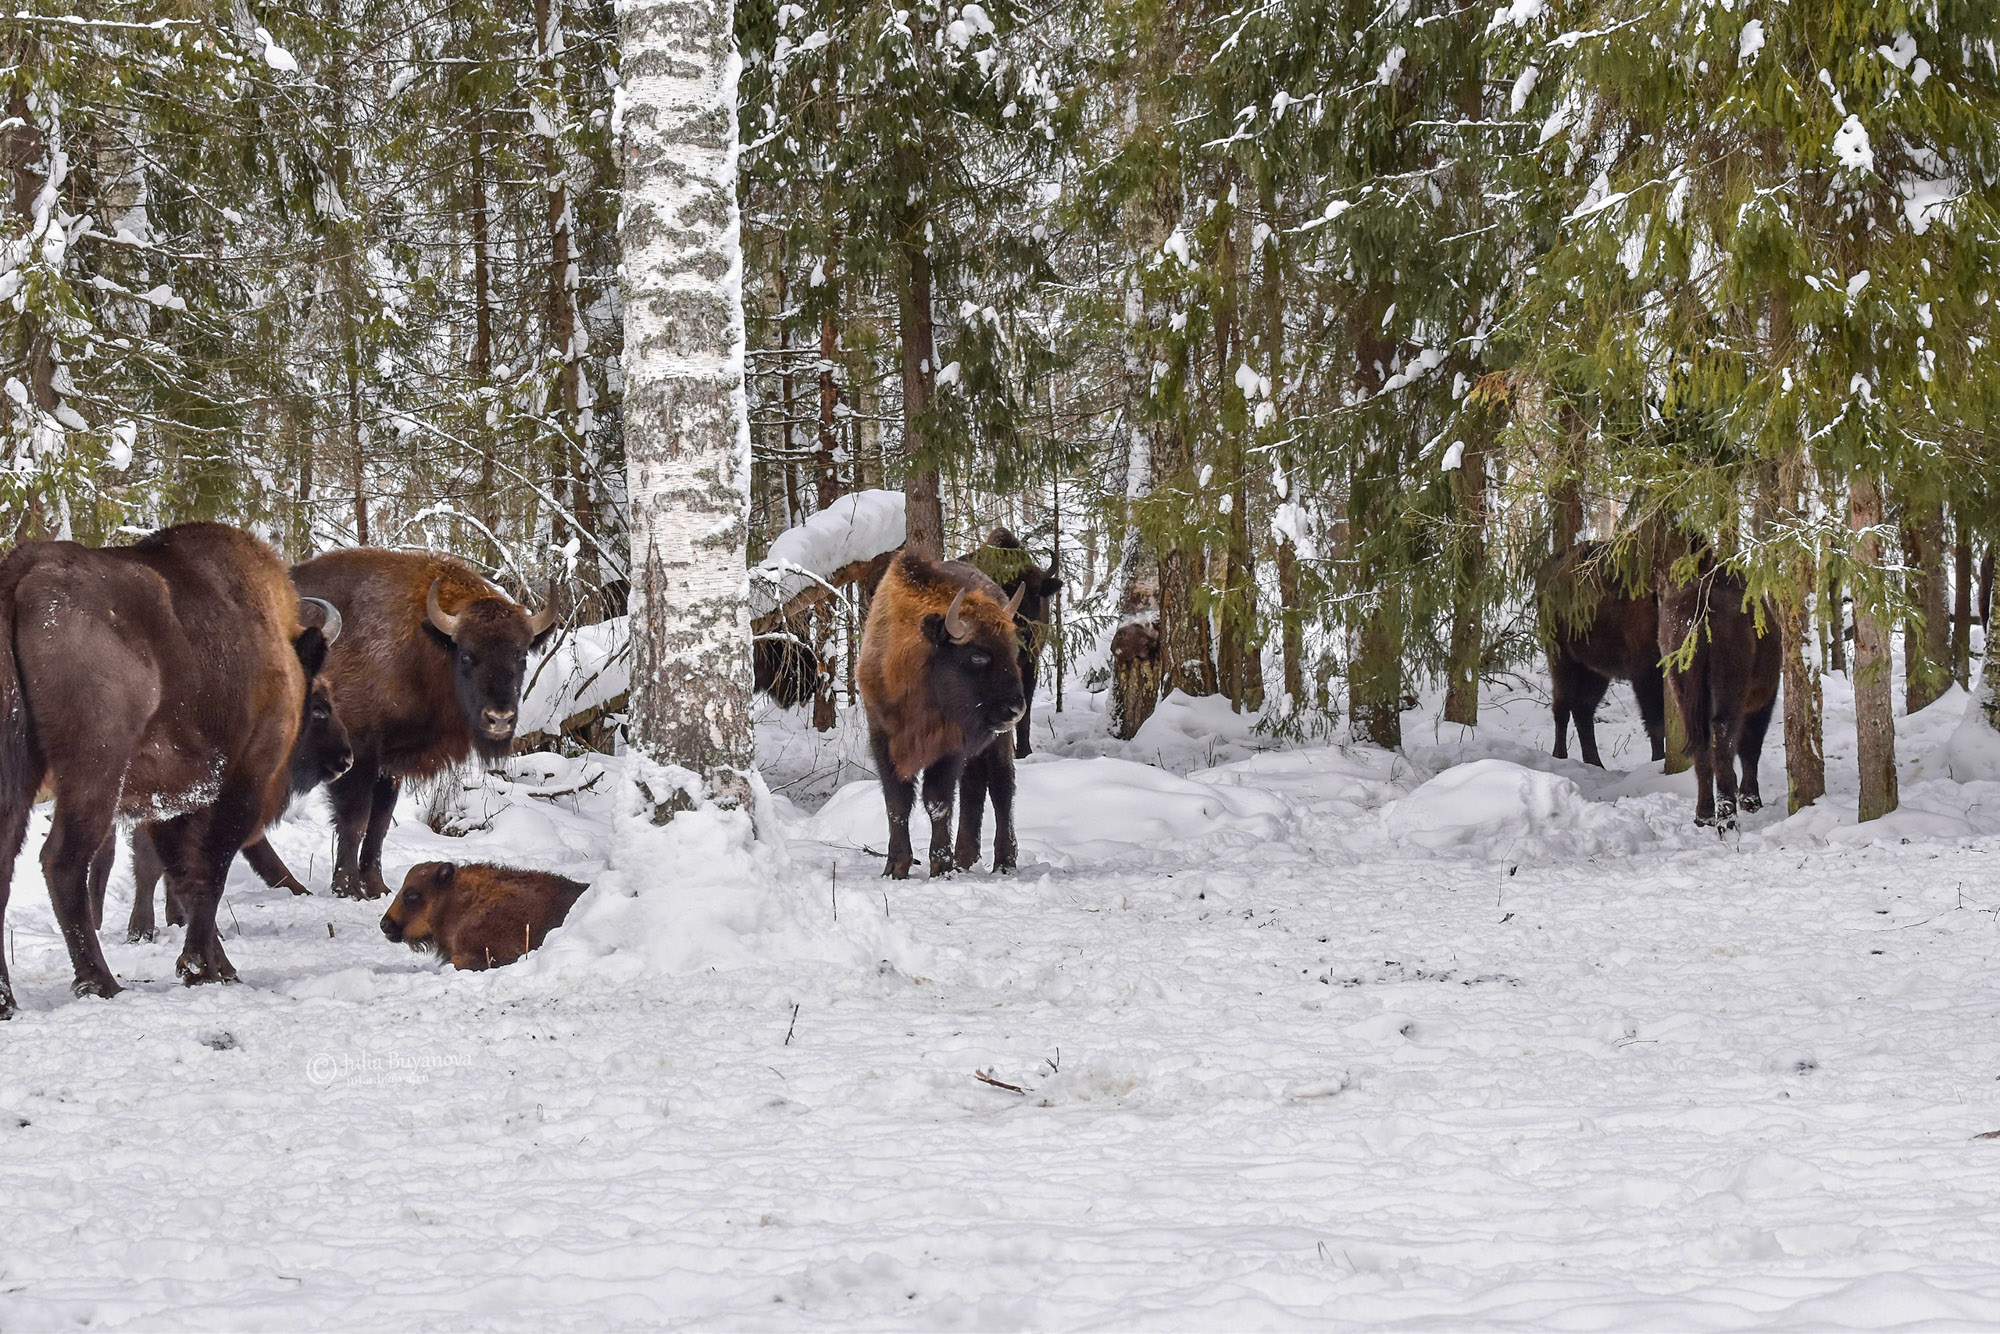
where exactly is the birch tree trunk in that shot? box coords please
[1850,472,1899,821]
[620,0,754,791]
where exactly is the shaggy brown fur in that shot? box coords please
[1541,542,1667,768]
[380,862,588,970]
[248,548,557,900]
[1656,543,1782,829]
[962,528,1061,756]
[857,551,1027,879]
[0,523,312,1015]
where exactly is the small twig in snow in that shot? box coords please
[974,1069,1025,1095]
[784,1003,800,1047]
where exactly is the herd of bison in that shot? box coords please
[0,519,1817,1018]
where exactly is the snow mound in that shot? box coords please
[806,755,1290,868]
[1924,680,2000,783]
[749,489,905,618]
[1381,758,1655,858]
[522,758,922,983]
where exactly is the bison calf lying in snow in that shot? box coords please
[380,862,588,970]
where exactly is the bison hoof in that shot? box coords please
[176,955,238,987]
[72,972,123,1001]
[0,989,14,1020]
[331,874,368,900]
[883,859,913,881]
[125,927,156,945]
[1739,794,1763,814]
[280,878,312,897]
[929,858,956,878]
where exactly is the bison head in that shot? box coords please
[424,581,559,758]
[290,597,353,793]
[923,586,1028,744]
[381,860,454,950]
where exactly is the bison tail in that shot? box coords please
[0,562,36,820]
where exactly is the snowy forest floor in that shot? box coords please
[6,646,2000,1330]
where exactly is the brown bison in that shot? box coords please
[1656,542,1781,829]
[97,616,355,943]
[247,549,559,900]
[858,550,1027,879]
[380,861,588,969]
[963,528,1061,756]
[0,523,321,1016]
[1541,542,1667,768]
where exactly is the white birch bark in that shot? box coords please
[618,0,753,785]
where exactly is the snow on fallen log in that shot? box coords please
[749,489,905,621]
[517,616,631,747]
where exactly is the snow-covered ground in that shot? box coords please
[6,647,2000,1330]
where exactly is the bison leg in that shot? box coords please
[1567,669,1614,769]
[165,782,262,986]
[986,741,1018,874]
[327,764,379,898]
[355,775,399,899]
[869,729,918,880]
[242,837,310,895]
[0,796,35,1020]
[1667,666,1718,826]
[1736,695,1776,814]
[126,824,161,940]
[86,829,117,933]
[1633,666,1668,765]
[954,750,990,871]
[41,789,122,1001]
[1708,710,1744,831]
[1014,651,1038,757]
[921,759,964,878]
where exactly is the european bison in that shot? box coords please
[963,528,1061,755]
[380,861,589,969]
[99,615,355,942]
[858,550,1027,879]
[753,634,823,708]
[0,523,320,1015]
[249,549,559,900]
[1541,542,1667,767]
[1656,543,1781,829]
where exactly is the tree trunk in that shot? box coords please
[1952,523,1973,686]
[1350,588,1403,750]
[1850,472,1898,821]
[619,0,754,787]
[1772,451,1825,811]
[1827,565,1848,673]
[897,238,943,558]
[1443,409,1491,727]
[1980,548,1995,627]
[816,308,841,509]
[469,106,498,553]
[1901,495,1948,712]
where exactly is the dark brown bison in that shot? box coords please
[963,529,1061,755]
[0,523,320,1016]
[380,861,588,969]
[1541,542,1667,768]
[246,549,559,901]
[98,616,355,942]
[858,551,1027,879]
[1656,543,1782,829]
[753,634,823,708]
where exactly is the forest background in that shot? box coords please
[4,0,1998,819]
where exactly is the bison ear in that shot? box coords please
[920,612,950,647]
[292,627,329,678]
[432,862,456,887]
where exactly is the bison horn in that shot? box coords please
[300,596,342,646]
[425,580,462,638]
[943,589,976,644]
[527,583,561,637]
[1002,582,1027,619]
